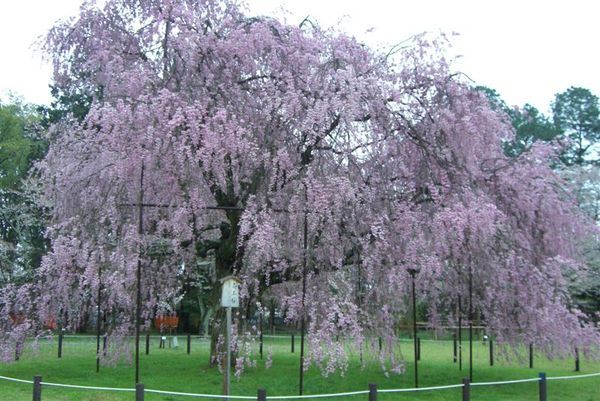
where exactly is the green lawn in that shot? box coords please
[0,335,598,401]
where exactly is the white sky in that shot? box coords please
[1,0,599,114]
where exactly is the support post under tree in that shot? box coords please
[299,196,308,396]
[135,164,145,385]
[408,268,419,388]
[468,263,473,382]
[96,264,102,373]
[453,333,457,363]
[458,295,462,371]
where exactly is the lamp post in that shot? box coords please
[407,268,419,388]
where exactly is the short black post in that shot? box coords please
[529,343,534,369]
[538,372,547,401]
[453,334,457,363]
[136,382,144,401]
[58,332,63,358]
[259,332,264,359]
[417,337,421,361]
[32,375,42,401]
[489,339,494,366]
[257,388,267,401]
[462,378,470,401]
[368,383,377,401]
[291,333,294,353]
[145,333,150,355]
[575,347,580,372]
[378,337,382,352]
[187,334,191,355]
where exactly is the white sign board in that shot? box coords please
[221,276,241,308]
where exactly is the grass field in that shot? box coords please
[0,334,598,401]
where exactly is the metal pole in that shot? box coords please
[299,202,308,395]
[96,265,102,373]
[408,268,418,388]
[135,164,144,385]
[468,263,473,382]
[259,310,264,360]
[458,295,462,371]
[453,333,457,363]
[529,343,534,369]
[225,306,232,398]
[58,331,63,358]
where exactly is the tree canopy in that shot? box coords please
[1,0,598,370]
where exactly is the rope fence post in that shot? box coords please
[33,376,42,401]
[417,337,421,361]
[538,372,546,401]
[257,388,266,401]
[575,348,580,372]
[136,382,144,401]
[187,334,191,355]
[368,383,377,401]
[379,337,382,353]
[291,333,294,353]
[462,378,470,401]
[489,339,494,366]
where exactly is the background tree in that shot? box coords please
[552,86,600,166]
[476,86,560,157]
[0,96,48,285]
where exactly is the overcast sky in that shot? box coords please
[1,0,599,114]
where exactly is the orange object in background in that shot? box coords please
[154,314,179,331]
[44,318,57,330]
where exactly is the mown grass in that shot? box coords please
[0,334,598,401]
